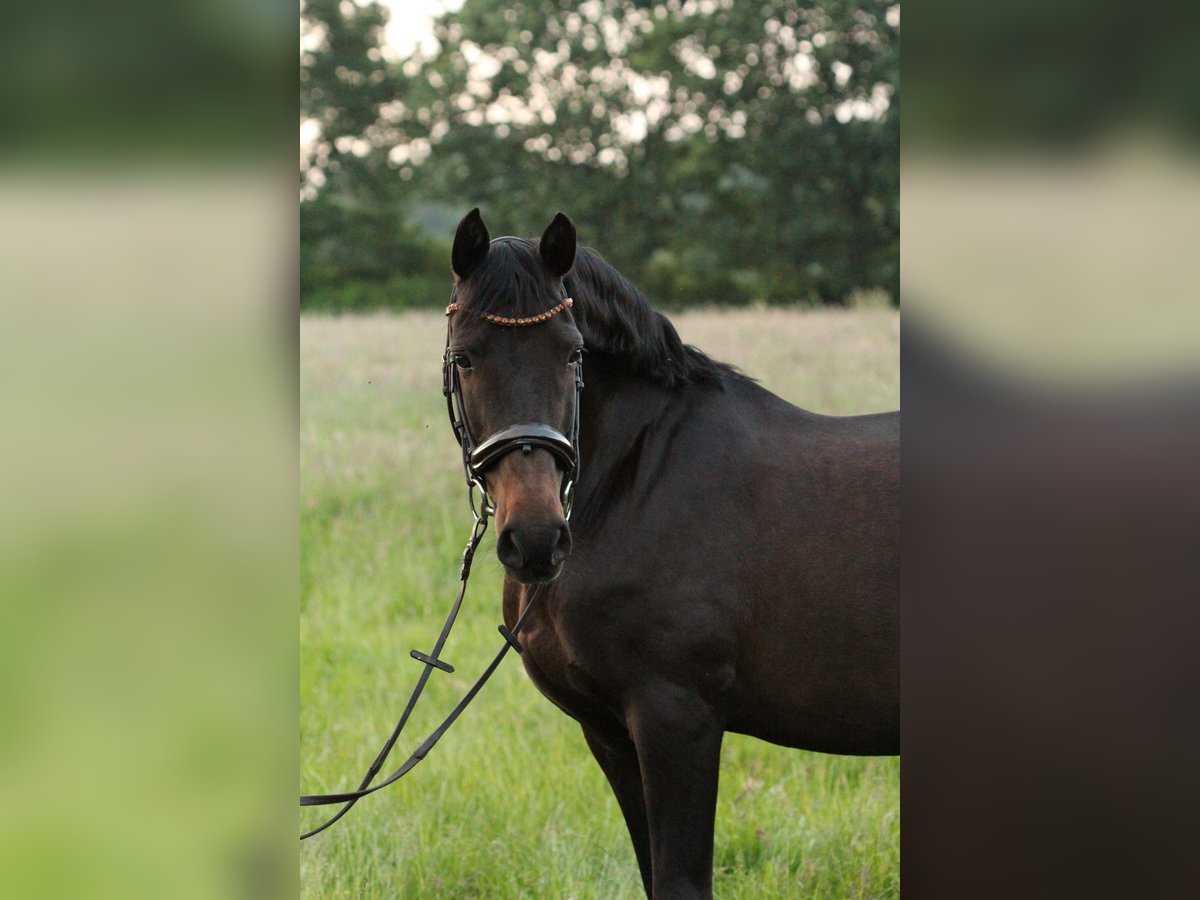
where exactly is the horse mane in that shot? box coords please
[566,246,739,389]
[459,236,738,389]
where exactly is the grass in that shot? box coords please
[300,308,900,898]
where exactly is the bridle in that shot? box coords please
[300,280,584,840]
[442,282,584,519]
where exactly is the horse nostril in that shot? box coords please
[496,528,524,570]
[550,523,572,566]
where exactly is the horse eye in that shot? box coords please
[567,347,584,366]
[452,352,472,371]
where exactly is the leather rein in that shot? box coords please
[299,288,583,840]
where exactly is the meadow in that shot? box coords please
[300,308,900,898]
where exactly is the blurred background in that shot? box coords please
[300,0,899,310]
[0,2,295,899]
[903,2,1200,898]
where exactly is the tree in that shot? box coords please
[301,0,448,310]
[300,0,900,309]
[400,0,899,305]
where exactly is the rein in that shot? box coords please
[299,510,542,839]
[299,287,582,841]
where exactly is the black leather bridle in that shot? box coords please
[300,285,583,840]
[442,285,584,519]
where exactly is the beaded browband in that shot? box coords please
[445,297,573,327]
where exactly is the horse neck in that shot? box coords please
[574,353,684,509]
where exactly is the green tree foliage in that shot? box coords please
[301,0,449,311]
[301,0,899,310]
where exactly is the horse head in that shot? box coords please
[444,208,583,584]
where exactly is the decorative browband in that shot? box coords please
[445,297,573,326]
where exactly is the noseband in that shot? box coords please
[442,289,583,519]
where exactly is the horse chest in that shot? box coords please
[505,584,627,718]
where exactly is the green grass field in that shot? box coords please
[300,308,900,898]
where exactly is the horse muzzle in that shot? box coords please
[496,518,572,583]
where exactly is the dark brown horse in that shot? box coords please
[445,209,899,899]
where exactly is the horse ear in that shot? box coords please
[451,208,490,280]
[539,212,577,278]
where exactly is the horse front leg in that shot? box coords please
[627,682,724,900]
[581,721,653,898]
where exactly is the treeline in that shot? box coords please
[301,0,899,311]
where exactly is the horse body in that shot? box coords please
[507,355,899,745]
[448,209,898,899]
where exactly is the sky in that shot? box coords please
[379,0,462,58]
